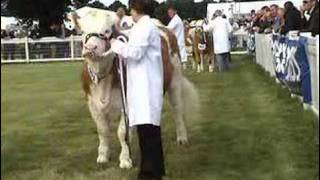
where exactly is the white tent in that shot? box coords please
[1,16,18,30]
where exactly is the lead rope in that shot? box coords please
[116,35,131,159]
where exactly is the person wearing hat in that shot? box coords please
[204,10,233,72]
[110,0,165,179]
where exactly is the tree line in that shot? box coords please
[1,0,268,36]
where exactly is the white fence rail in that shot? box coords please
[255,33,319,117]
[1,35,83,63]
[306,36,319,116]
[1,33,250,64]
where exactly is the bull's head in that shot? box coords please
[68,7,118,79]
[195,27,206,45]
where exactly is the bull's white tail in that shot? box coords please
[168,54,199,144]
[181,75,200,124]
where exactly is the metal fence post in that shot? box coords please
[70,35,75,61]
[316,36,319,113]
[25,37,30,63]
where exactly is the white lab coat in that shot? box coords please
[167,14,187,62]
[204,16,232,54]
[111,15,164,127]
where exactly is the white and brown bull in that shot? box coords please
[69,8,199,169]
[186,20,214,73]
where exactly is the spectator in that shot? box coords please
[251,10,264,32]
[2,30,16,60]
[167,5,188,69]
[276,8,286,33]
[1,30,7,39]
[250,9,256,18]
[300,0,319,35]
[281,1,304,35]
[49,20,69,58]
[258,9,273,33]
[270,4,282,32]
[204,10,232,72]
[261,6,271,14]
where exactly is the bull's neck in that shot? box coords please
[86,57,114,85]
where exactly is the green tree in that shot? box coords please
[5,0,90,36]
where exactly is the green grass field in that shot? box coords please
[1,55,319,180]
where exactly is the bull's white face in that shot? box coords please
[68,7,119,75]
[69,7,117,58]
[82,35,110,58]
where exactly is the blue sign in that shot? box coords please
[272,35,312,103]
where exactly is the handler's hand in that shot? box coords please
[110,39,125,55]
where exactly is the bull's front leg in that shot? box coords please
[194,50,201,73]
[200,52,204,72]
[95,113,111,164]
[117,113,133,169]
[89,102,111,165]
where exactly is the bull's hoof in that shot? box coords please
[197,65,201,73]
[97,162,108,170]
[97,155,110,164]
[177,138,189,146]
[192,63,196,70]
[182,63,187,70]
[119,158,133,169]
[209,66,214,73]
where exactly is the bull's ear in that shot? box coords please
[68,12,82,33]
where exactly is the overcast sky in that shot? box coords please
[99,0,166,7]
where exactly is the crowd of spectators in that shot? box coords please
[247,0,319,36]
[1,20,79,60]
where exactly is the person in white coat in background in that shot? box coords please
[204,10,233,72]
[110,0,165,179]
[167,5,188,69]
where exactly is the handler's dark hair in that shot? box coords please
[129,0,155,16]
[167,4,177,11]
[284,1,295,11]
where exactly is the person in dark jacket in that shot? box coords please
[300,0,319,36]
[281,1,304,34]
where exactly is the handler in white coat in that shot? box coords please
[167,6,188,69]
[204,10,233,72]
[110,0,165,179]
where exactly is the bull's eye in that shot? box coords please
[105,29,110,34]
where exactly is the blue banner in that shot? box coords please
[272,35,312,103]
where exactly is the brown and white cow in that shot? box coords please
[187,20,215,73]
[69,8,199,169]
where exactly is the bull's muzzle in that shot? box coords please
[82,44,98,58]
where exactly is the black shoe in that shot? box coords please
[137,174,153,180]
[153,177,162,180]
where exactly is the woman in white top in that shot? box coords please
[110,0,165,179]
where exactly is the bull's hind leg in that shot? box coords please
[117,114,133,169]
[168,73,189,145]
